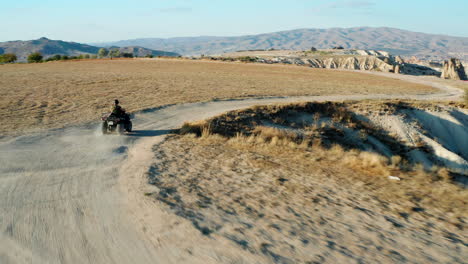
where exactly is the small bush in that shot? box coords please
[0,53,17,63]
[97,48,108,58]
[237,56,256,63]
[27,52,43,63]
[109,49,120,58]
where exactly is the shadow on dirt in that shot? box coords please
[126,129,178,137]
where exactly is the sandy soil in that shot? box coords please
[0,75,465,263]
[147,136,466,263]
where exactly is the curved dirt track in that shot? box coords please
[0,74,464,263]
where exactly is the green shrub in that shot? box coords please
[109,49,120,58]
[27,52,43,63]
[0,53,17,63]
[237,56,256,62]
[44,54,62,61]
[145,54,154,58]
[97,48,108,58]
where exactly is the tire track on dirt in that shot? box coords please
[0,74,464,263]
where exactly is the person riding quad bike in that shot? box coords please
[101,99,132,134]
[111,99,125,117]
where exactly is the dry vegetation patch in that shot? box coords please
[0,58,436,135]
[149,134,466,263]
[179,101,467,215]
[148,100,467,263]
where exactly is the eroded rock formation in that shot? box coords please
[441,58,467,80]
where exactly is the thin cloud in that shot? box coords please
[158,7,192,13]
[310,1,375,13]
[330,1,375,9]
[139,7,192,16]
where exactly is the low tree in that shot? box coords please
[122,52,133,58]
[145,54,154,58]
[0,53,17,63]
[61,55,69,60]
[97,48,108,58]
[27,52,43,63]
[109,49,120,58]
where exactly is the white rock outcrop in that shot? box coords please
[441,58,467,80]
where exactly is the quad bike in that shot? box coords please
[101,112,132,135]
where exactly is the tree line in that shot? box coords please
[0,48,154,64]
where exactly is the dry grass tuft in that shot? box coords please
[342,151,391,177]
[179,101,468,225]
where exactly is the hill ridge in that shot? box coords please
[0,38,180,61]
[93,27,468,61]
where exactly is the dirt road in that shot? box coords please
[0,74,464,263]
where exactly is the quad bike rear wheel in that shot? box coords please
[126,121,132,132]
[117,123,125,135]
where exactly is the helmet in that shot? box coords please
[115,99,119,105]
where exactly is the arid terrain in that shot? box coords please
[156,101,468,263]
[0,58,438,135]
[0,59,467,264]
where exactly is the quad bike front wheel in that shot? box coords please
[102,122,108,135]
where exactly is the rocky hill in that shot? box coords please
[212,49,441,77]
[94,27,468,61]
[0,37,99,61]
[0,38,180,61]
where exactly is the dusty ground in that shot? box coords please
[149,136,467,263]
[1,94,466,263]
[0,59,466,263]
[148,101,468,263]
[0,58,437,135]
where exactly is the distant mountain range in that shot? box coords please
[1,27,467,62]
[0,37,180,61]
[94,27,468,61]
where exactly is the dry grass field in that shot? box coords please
[0,58,437,135]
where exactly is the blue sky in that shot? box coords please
[1,0,467,42]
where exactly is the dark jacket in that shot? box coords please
[111,105,125,116]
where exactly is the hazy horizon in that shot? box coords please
[3,26,468,45]
[2,0,467,43]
